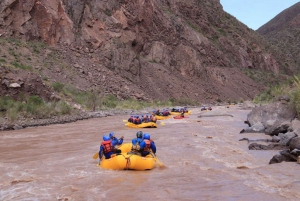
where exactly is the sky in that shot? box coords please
[220,0,300,30]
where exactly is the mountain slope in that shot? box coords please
[0,0,294,105]
[257,2,300,73]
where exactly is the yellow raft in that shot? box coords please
[98,143,156,170]
[170,111,191,115]
[117,143,132,153]
[100,153,156,170]
[155,115,172,120]
[125,122,157,128]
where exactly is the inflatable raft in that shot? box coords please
[117,143,132,153]
[173,116,189,119]
[125,122,157,128]
[155,115,172,120]
[170,111,191,115]
[100,153,156,170]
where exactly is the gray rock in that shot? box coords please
[269,154,286,164]
[291,119,300,135]
[13,125,23,130]
[9,83,21,88]
[247,101,296,135]
[239,122,264,133]
[272,135,280,142]
[279,132,297,146]
[289,137,300,150]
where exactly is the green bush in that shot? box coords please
[102,94,118,108]
[28,95,44,106]
[58,101,72,115]
[63,84,87,105]
[52,82,65,93]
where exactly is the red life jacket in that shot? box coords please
[143,139,151,152]
[101,140,113,153]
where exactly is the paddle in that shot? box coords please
[123,120,128,122]
[155,156,165,168]
[150,152,164,167]
[93,152,99,159]
[160,122,165,126]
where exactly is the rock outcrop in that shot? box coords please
[0,0,291,102]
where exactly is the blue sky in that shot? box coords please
[220,0,300,30]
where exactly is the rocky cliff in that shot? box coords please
[257,2,300,74]
[0,0,293,104]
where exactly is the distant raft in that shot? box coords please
[173,116,189,119]
[155,115,172,120]
[170,111,191,115]
[100,153,156,170]
[125,122,157,128]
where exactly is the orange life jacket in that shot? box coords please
[101,140,113,153]
[143,139,152,152]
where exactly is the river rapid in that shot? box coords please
[0,105,299,201]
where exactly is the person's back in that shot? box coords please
[139,133,156,157]
[136,116,141,124]
[145,115,150,122]
[155,109,160,115]
[99,135,114,160]
[131,131,143,155]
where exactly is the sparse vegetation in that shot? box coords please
[0,96,73,121]
[11,61,32,70]
[254,74,300,115]
[52,82,65,93]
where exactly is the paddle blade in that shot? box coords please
[160,122,165,126]
[93,152,99,159]
[155,157,165,168]
[123,120,128,122]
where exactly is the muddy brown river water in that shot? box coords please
[0,105,299,201]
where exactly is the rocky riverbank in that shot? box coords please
[239,97,300,164]
[0,109,134,131]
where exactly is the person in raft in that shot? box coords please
[109,132,124,147]
[139,133,156,157]
[98,135,122,164]
[180,111,184,117]
[129,131,144,155]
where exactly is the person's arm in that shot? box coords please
[118,136,124,145]
[139,141,145,151]
[98,145,103,164]
[151,142,156,154]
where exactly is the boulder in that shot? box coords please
[278,132,297,146]
[289,137,300,150]
[269,154,287,164]
[240,122,265,133]
[290,119,300,135]
[248,143,287,150]
[246,101,297,135]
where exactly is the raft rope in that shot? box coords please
[121,154,134,170]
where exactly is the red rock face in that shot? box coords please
[0,0,290,102]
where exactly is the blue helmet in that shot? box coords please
[103,135,110,141]
[109,132,114,139]
[143,133,150,140]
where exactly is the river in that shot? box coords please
[0,105,299,201]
